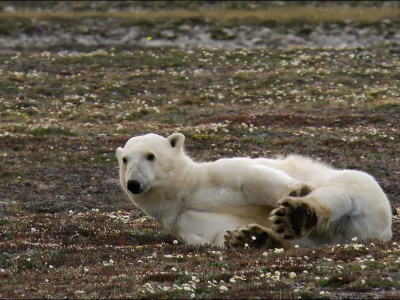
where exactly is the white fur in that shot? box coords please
[116,133,392,248]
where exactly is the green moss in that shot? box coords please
[18,257,36,270]
[374,103,400,111]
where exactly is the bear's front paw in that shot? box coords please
[269,197,329,240]
[284,182,313,198]
[224,224,282,249]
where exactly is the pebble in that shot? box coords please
[3,5,15,12]
[102,178,120,185]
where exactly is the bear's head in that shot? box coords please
[116,133,187,195]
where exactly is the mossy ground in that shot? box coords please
[1,3,400,299]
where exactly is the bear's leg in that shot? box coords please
[269,183,392,243]
[224,224,286,249]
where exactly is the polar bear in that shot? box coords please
[116,132,392,249]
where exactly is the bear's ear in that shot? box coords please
[116,147,123,160]
[167,133,185,149]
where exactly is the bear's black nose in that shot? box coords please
[127,180,142,194]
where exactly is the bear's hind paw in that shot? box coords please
[224,224,283,249]
[269,197,320,240]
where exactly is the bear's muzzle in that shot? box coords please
[127,180,143,194]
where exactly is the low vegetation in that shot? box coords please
[0,1,399,298]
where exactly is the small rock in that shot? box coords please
[259,27,272,37]
[18,33,28,40]
[286,34,306,44]
[121,26,139,42]
[358,28,371,38]
[109,28,126,37]
[250,37,264,46]
[222,28,236,38]
[3,5,15,13]
[161,29,176,39]
[75,35,98,46]
[102,178,120,185]
[238,25,251,33]
[38,184,50,191]
[178,24,191,32]
[341,34,356,42]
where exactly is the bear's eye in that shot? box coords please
[147,154,155,161]
[122,157,127,164]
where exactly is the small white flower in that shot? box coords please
[191,293,195,298]
[361,265,366,270]
[84,267,89,272]
[290,272,296,278]
[45,279,49,283]
[68,210,74,215]
[173,240,178,245]
[229,277,236,283]
[49,265,54,269]
[295,245,299,248]
[320,291,325,295]
[31,228,36,233]
[252,236,256,240]
[351,237,357,242]
[109,259,114,265]
[361,279,366,284]
[263,252,268,257]
[315,276,320,281]
[219,285,228,292]
[171,267,177,272]
[244,243,249,247]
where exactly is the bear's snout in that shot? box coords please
[127,180,142,194]
[126,180,142,194]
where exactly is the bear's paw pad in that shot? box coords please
[269,198,318,240]
[285,183,313,198]
[224,224,273,249]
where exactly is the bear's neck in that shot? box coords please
[132,154,200,231]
